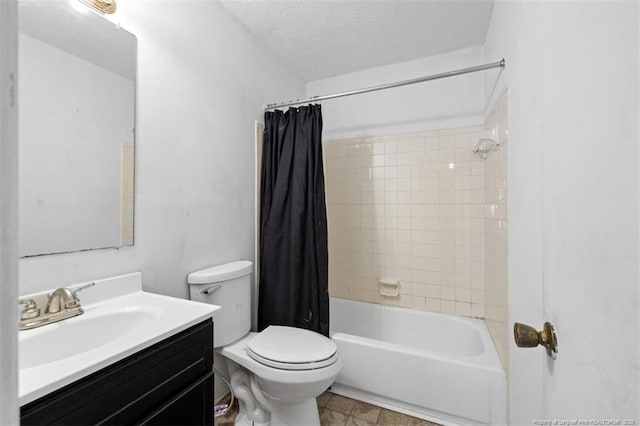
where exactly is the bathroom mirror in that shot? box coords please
[18,0,136,257]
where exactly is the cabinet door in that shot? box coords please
[141,373,214,426]
[21,319,213,425]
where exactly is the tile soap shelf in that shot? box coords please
[379,278,400,297]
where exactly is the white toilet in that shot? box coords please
[188,261,341,426]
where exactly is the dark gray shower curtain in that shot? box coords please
[258,104,329,337]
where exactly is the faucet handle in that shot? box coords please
[70,282,95,302]
[18,298,41,320]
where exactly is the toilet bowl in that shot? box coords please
[221,329,342,425]
[188,261,341,426]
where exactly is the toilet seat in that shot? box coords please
[247,350,339,371]
[246,326,337,371]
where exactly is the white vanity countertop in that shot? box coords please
[18,272,219,406]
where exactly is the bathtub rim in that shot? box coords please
[329,297,505,373]
[330,331,504,374]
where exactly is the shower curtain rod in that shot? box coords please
[264,58,505,111]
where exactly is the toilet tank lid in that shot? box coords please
[188,261,253,284]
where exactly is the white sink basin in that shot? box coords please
[20,306,162,369]
[18,272,219,406]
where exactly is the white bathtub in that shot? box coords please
[329,298,506,426]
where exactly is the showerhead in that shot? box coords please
[472,138,500,160]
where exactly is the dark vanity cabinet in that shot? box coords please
[21,319,214,426]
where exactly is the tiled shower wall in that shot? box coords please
[484,91,509,369]
[324,126,487,318]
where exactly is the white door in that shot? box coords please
[508,2,639,424]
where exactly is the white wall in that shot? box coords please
[17,1,304,403]
[19,1,305,301]
[19,33,133,256]
[306,47,486,140]
[484,1,639,423]
[0,0,18,423]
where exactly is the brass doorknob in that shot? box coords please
[513,322,558,359]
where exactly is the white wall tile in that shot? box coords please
[483,90,509,371]
[325,125,487,318]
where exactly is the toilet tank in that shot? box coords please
[187,260,253,348]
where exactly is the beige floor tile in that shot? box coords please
[326,394,356,415]
[318,391,333,407]
[377,408,412,425]
[347,415,377,426]
[350,400,380,423]
[321,408,349,426]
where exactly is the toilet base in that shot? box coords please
[234,413,268,426]
[260,398,319,426]
[228,362,321,426]
[235,398,319,426]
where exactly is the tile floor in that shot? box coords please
[215,391,441,426]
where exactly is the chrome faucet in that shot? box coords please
[19,282,95,330]
[45,287,79,314]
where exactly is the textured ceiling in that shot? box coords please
[220,0,494,81]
